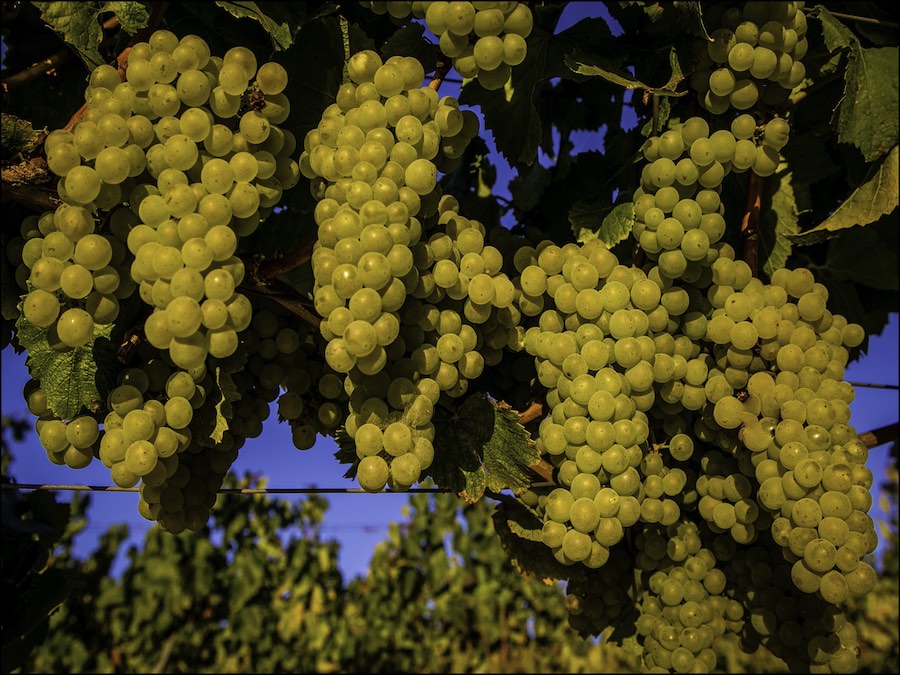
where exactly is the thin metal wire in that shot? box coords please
[0,483,451,494]
[848,382,900,390]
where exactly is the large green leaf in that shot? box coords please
[836,46,899,162]
[789,145,898,246]
[215,1,294,50]
[816,8,898,162]
[491,495,588,585]
[14,313,121,420]
[458,19,596,166]
[191,352,246,448]
[430,395,540,502]
[820,217,900,292]
[286,16,345,132]
[379,22,437,76]
[32,1,106,70]
[102,1,149,34]
[482,401,540,495]
[1,113,42,157]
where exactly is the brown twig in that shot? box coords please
[0,181,61,212]
[529,459,555,483]
[241,275,321,328]
[2,50,72,92]
[2,15,121,93]
[256,239,316,280]
[517,401,543,426]
[859,422,899,449]
[429,60,451,92]
[805,7,899,28]
[741,171,763,277]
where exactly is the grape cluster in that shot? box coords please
[300,50,500,490]
[362,1,533,90]
[505,114,874,673]
[693,1,809,113]
[634,114,790,269]
[13,29,305,532]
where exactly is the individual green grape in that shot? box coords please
[764,117,791,150]
[255,61,288,95]
[358,455,390,492]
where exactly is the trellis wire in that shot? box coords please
[1,482,557,494]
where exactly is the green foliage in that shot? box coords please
[1,114,42,159]
[1,422,87,674]
[430,395,540,501]
[31,1,149,70]
[14,314,118,420]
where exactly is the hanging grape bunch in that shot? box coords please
[692,0,809,112]
[14,28,304,533]
[361,1,534,90]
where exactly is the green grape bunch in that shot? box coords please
[361,1,533,90]
[692,1,809,113]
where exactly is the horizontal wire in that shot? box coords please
[1,483,451,494]
[848,381,899,390]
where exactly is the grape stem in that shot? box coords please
[650,93,660,136]
[858,422,899,449]
[241,274,322,328]
[0,180,61,212]
[805,6,899,28]
[517,400,543,426]
[741,171,763,277]
[429,60,451,92]
[255,239,317,280]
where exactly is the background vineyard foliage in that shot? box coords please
[1,0,898,673]
[2,419,897,674]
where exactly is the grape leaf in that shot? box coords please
[816,5,856,51]
[430,394,540,503]
[333,428,358,479]
[571,201,635,247]
[671,1,712,41]
[815,8,898,162]
[789,145,898,246]
[287,16,345,131]
[459,22,580,166]
[14,313,121,420]
[482,401,540,495]
[1,114,42,157]
[759,171,800,276]
[215,1,293,50]
[821,217,900,292]
[31,1,106,70]
[379,22,437,76]
[191,352,246,447]
[101,1,149,34]
[430,395,493,502]
[836,47,899,162]
[491,495,589,585]
[566,46,687,97]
